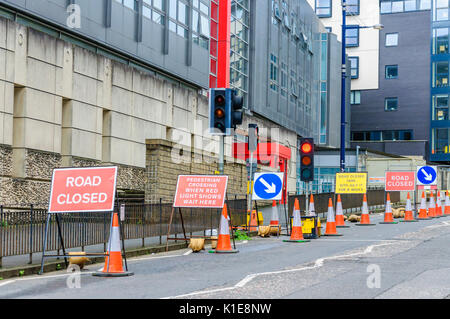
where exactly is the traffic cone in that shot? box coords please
[93,213,133,277]
[436,191,444,217]
[214,204,238,253]
[417,192,430,220]
[335,194,350,228]
[445,191,450,216]
[269,200,281,235]
[283,198,310,243]
[308,194,316,217]
[323,198,343,236]
[356,194,375,226]
[248,209,258,231]
[429,192,437,218]
[380,193,398,224]
[400,193,418,222]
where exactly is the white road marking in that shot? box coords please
[0,271,95,288]
[162,241,395,299]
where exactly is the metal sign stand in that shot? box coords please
[39,211,112,275]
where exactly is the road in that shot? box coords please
[2,212,450,299]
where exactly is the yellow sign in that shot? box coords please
[335,172,367,194]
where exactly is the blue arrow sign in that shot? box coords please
[252,172,284,200]
[416,166,437,185]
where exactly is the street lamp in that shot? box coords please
[340,0,384,172]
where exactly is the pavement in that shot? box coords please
[1,211,450,299]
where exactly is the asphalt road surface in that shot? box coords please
[2,212,450,299]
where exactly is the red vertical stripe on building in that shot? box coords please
[210,0,231,89]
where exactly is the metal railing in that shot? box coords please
[0,196,248,267]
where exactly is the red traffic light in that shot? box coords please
[301,142,313,154]
[215,95,225,106]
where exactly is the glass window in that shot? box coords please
[404,0,417,11]
[270,54,279,92]
[420,0,431,10]
[392,1,404,12]
[434,61,449,87]
[351,90,361,104]
[346,0,359,15]
[435,0,450,21]
[434,27,449,54]
[123,0,137,10]
[316,0,332,17]
[385,97,398,111]
[381,1,392,13]
[345,26,359,47]
[349,56,359,79]
[385,33,398,46]
[433,94,449,120]
[432,128,450,154]
[385,65,398,79]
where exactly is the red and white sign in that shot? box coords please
[48,166,118,213]
[385,171,415,191]
[173,175,228,208]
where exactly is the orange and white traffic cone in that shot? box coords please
[356,194,375,226]
[429,192,437,218]
[214,204,238,253]
[308,194,316,217]
[283,198,310,243]
[93,213,133,277]
[335,194,349,228]
[323,198,343,236]
[380,193,398,224]
[437,191,444,217]
[400,193,418,222]
[248,209,258,231]
[417,192,430,220]
[445,191,450,216]
[269,200,281,236]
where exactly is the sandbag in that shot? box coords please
[188,238,205,252]
[258,226,271,237]
[69,252,90,270]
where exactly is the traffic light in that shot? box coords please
[231,89,244,129]
[300,138,314,182]
[209,88,229,135]
[209,88,244,135]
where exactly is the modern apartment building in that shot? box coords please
[351,1,431,157]
[306,0,382,92]
[0,0,348,205]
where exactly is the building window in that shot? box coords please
[142,0,166,25]
[432,128,450,154]
[432,94,449,120]
[433,61,449,87]
[351,130,412,141]
[349,56,359,79]
[385,65,399,79]
[325,27,332,33]
[280,62,288,97]
[385,33,398,46]
[192,0,210,49]
[434,27,449,54]
[315,0,332,18]
[435,0,450,21]
[380,0,431,14]
[270,54,279,92]
[385,97,398,111]
[346,0,360,15]
[345,25,359,47]
[168,0,189,38]
[351,90,361,104]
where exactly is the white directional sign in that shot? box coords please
[252,172,284,201]
[416,166,437,186]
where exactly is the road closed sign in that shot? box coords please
[385,171,415,191]
[335,172,367,194]
[48,166,118,213]
[173,175,228,208]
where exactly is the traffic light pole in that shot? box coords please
[219,135,224,175]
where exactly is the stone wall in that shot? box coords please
[145,139,247,203]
